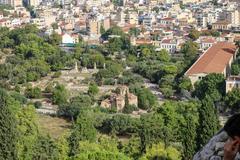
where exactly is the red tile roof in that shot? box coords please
[162,17,174,21]
[135,39,152,45]
[201,37,216,43]
[162,39,173,43]
[185,42,237,75]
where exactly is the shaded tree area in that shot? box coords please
[0,88,18,159]
[0,25,75,86]
[200,29,220,37]
[224,88,240,112]
[129,84,158,110]
[101,26,131,54]
[193,73,225,102]
[129,27,141,37]
[0,87,70,159]
[188,29,200,41]
[132,42,197,98]
[96,100,200,159]
[196,96,220,150]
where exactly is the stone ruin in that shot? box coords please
[100,85,138,112]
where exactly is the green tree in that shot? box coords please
[181,41,199,65]
[32,135,59,159]
[121,136,141,159]
[56,134,69,160]
[100,24,105,35]
[0,88,18,159]
[107,37,123,54]
[139,113,164,152]
[129,27,141,37]
[52,84,68,105]
[178,76,193,91]
[194,73,225,101]
[123,104,138,114]
[10,91,27,104]
[48,32,62,45]
[89,53,105,68]
[101,26,130,51]
[17,106,39,160]
[157,49,170,62]
[68,110,97,156]
[25,87,41,99]
[182,114,198,159]
[88,83,99,96]
[157,100,199,158]
[211,30,220,37]
[152,6,160,13]
[189,29,200,41]
[73,140,131,160]
[51,22,58,30]
[225,88,240,111]
[140,143,181,160]
[101,114,139,135]
[58,94,92,120]
[141,48,151,57]
[160,86,174,98]
[130,85,157,110]
[231,63,240,75]
[112,0,124,6]
[197,96,219,149]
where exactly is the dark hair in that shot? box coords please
[224,113,240,138]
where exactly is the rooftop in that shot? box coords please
[201,37,216,43]
[213,20,231,25]
[185,42,237,76]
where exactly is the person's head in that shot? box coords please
[224,113,240,143]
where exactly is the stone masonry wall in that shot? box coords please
[194,130,240,160]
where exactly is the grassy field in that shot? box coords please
[37,114,72,139]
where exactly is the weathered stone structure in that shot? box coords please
[194,130,240,160]
[100,85,138,112]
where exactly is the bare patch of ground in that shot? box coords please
[37,114,72,139]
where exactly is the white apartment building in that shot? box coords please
[0,0,22,7]
[159,38,178,53]
[218,9,239,26]
[142,14,155,27]
[30,18,45,29]
[11,18,21,27]
[226,76,240,93]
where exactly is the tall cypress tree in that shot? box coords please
[182,114,198,160]
[0,88,18,159]
[197,96,219,149]
[68,110,97,156]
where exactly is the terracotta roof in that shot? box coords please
[162,17,174,21]
[162,39,172,43]
[201,38,216,43]
[213,20,231,25]
[135,39,152,45]
[185,42,237,76]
